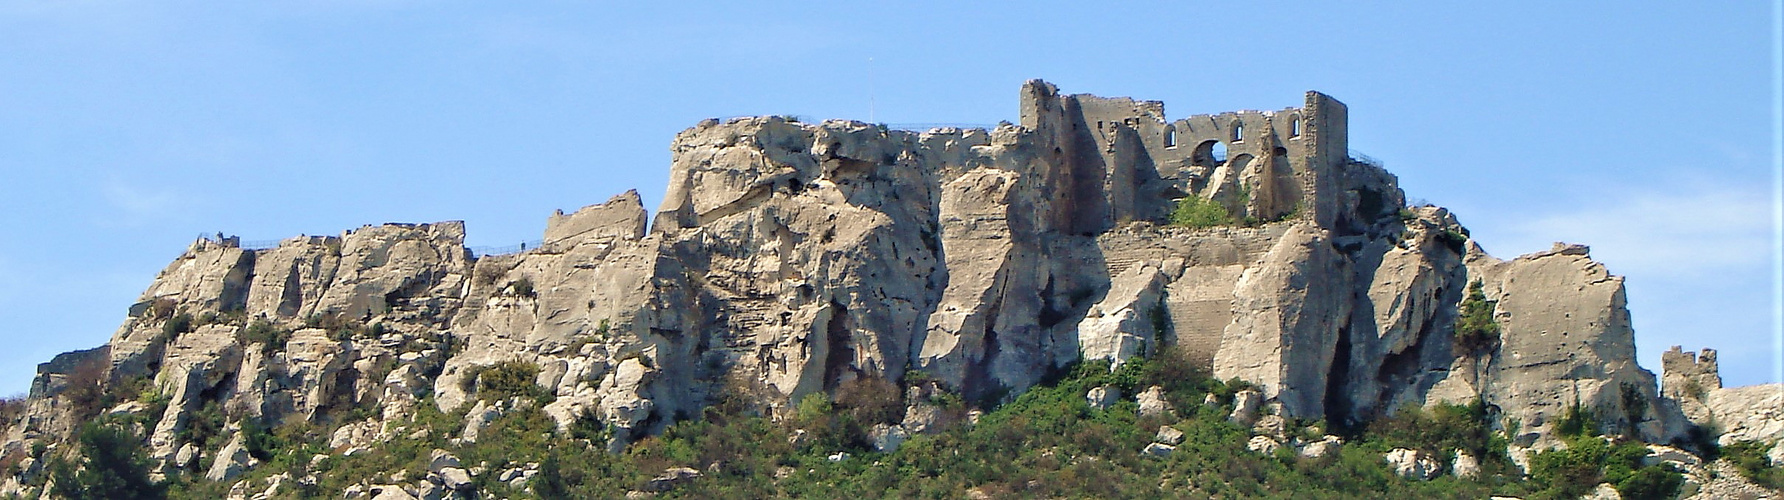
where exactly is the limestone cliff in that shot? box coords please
[1,80,1768,497]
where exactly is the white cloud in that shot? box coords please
[1488,181,1772,280]
[100,176,188,226]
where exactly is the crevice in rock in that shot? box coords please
[962,300,1005,407]
[821,300,857,392]
[1324,323,1355,428]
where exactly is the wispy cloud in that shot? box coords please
[100,176,189,226]
[1490,179,1771,280]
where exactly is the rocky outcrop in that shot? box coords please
[1464,243,1686,446]
[1,79,1758,498]
[1663,347,1784,450]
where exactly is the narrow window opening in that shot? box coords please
[1164,126,1177,148]
[1232,122,1245,142]
[1289,117,1301,138]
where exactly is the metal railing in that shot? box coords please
[466,240,546,258]
[196,232,555,259]
[884,123,999,132]
[1348,150,1384,168]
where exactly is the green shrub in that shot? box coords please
[511,277,536,298]
[162,313,194,341]
[1525,420,1682,500]
[1614,464,1683,500]
[1438,228,1470,252]
[569,409,609,442]
[1554,403,1601,439]
[175,400,226,454]
[49,421,165,500]
[466,361,548,402]
[1169,196,1233,229]
[238,320,290,355]
[1723,440,1784,490]
[1454,281,1500,354]
[1364,399,1500,459]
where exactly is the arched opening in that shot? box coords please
[1164,126,1177,149]
[1289,116,1301,138]
[1231,121,1245,142]
[1191,140,1227,166]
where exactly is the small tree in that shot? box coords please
[49,422,165,500]
[1454,281,1500,354]
[1168,196,1233,229]
[534,452,570,500]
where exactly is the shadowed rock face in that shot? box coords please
[1,81,1714,492]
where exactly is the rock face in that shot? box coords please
[1663,347,1784,447]
[0,79,1748,497]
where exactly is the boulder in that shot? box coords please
[1299,435,1343,460]
[427,449,461,474]
[1076,265,1168,366]
[1154,425,1184,446]
[1251,415,1287,441]
[1583,482,1621,500]
[1086,386,1120,411]
[1642,444,1700,468]
[1228,389,1262,426]
[642,467,701,492]
[1141,442,1176,458]
[459,400,503,444]
[205,432,256,483]
[368,485,419,500]
[1384,448,1440,480]
[1451,450,1481,479]
[438,467,473,491]
[1247,436,1281,455]
[1136,386,1172,418]
[868,424,908,453]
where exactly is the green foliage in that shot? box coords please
[1438,228,1470,252]
[511,276,536,298]
[1554,403,1602,439]
[306,312,368,342]
[1363,400,1502,460]
[62,355,111,420]
[175,400,226,455]
[1521,413,1684,500]
[240,418,277,462]
[238,319,290,356]
[1398,208,1418,222]
[534,452,570,500]
[832,377,903,426]
[161,313,194,341]
[49,420,165,500]
[77,334,1706,499]
[464,361,550,402]
[569,409,610,442]
[1614,464,1684,500]
[1453,281,1500,354]
[1169,196,1234,229]
[1620,383,1649,438]
[1723,440,1784,490]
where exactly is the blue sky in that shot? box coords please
[0,2,1777,395]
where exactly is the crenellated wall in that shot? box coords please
[1018,82,1351,232]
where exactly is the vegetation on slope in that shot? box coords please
[20,345,1749,499]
